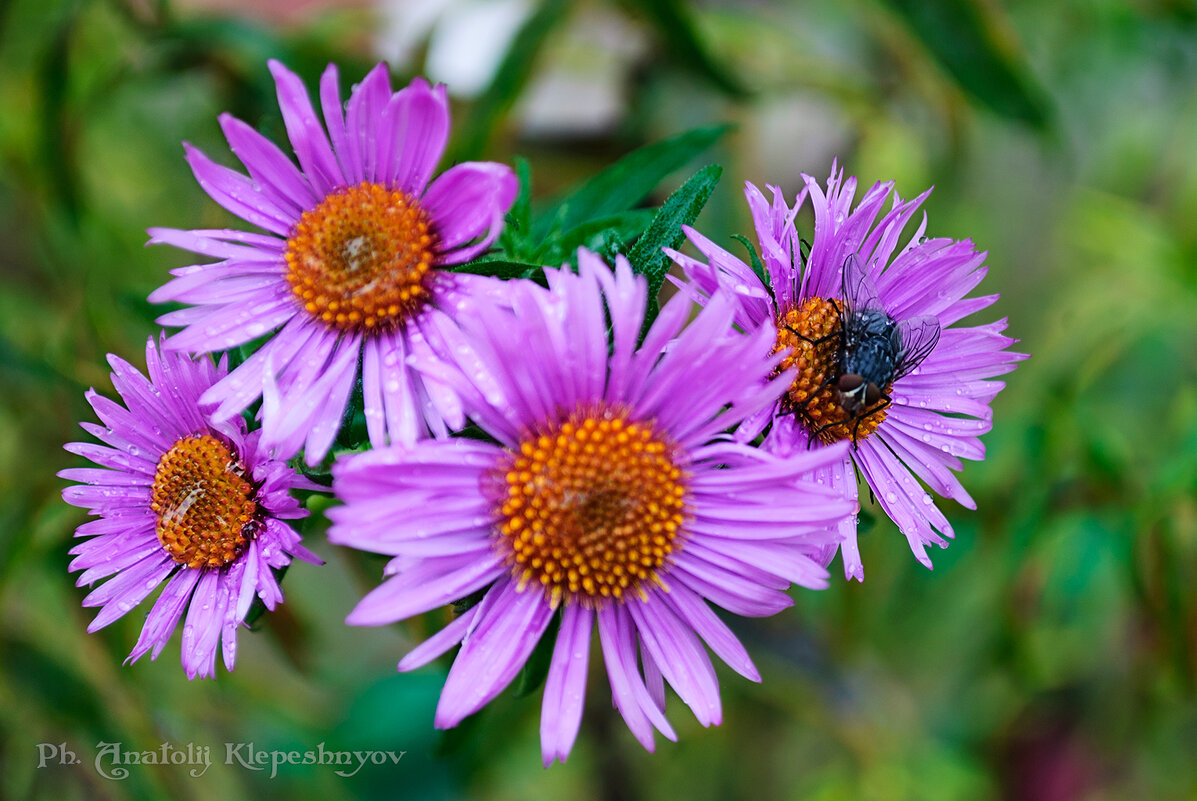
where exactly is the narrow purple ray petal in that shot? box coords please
[183,144,293,236]
[397,604,483,672]
[434,583,555,728]
[385,77,449,194]
[345,553,504,625]
[540,604,593,767]
[268,59,344,193]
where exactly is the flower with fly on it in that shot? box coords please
[666,164,1027,579]
[328,250,855,765]
[149,60,517,465]
[60,336,321,679]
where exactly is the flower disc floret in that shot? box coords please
[151,434,258,569]
[491,407,687,606]
[285,182,436,333]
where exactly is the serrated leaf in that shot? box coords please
[498,157,534,259]
[627,163,722,313]
[537,209,656,265]
[881,0,1051,128]
[453,258,541,279]
[534,124,729,240]
[731,233,770,290]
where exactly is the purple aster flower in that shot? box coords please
[148,60,518,464]
[60,336,322,679]
[328,250,855,765]
[666,163,1028,580]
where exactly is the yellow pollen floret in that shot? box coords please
[150,434,258,569]
[489,406,689,607]
[284,182,438,333]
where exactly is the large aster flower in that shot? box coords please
[667,164,1027,580]
[328,251,854,765]
[149,60,517,464]
[60,336,321,678]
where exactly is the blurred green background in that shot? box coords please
[3,0,1197,798]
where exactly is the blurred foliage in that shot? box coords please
[2,0,1197,800]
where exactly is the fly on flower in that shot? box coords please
[667,164,1027,578]
[789,255,940,446]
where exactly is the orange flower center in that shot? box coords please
[490,407,688,608]
[775,297,889,444]
[284,182,437,333]
[151,434,258,569]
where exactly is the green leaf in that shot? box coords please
[537,209,656,265]
[512,611,561,698]
[732,233,769,290]
[618,0,748,97]
[627,163,723,314]
[881,0,1051,128]
[38,10,81,226]
[450,0,571,161]
[451,586,491,616]
[453,258,542,279]
[534,124,730,240]
[498,156,533,259]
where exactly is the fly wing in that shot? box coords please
[840,254,882,313]
[893,315,941,381]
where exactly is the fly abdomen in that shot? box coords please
[842,309,902,388]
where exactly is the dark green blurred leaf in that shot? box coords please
[38,8,81,225]
[534,124,729,240]
[881,0,1051,128]
[627,163,722,313]
[617,0,748,96]
[245,563,289,630]
[450,0,571,161]
[450,586,490,616]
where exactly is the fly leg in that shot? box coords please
[850,392,893,447]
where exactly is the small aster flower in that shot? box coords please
[149,60,517,464]
[666,164,1027,579]
[60,336,322,679]
[329,250,854,765]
